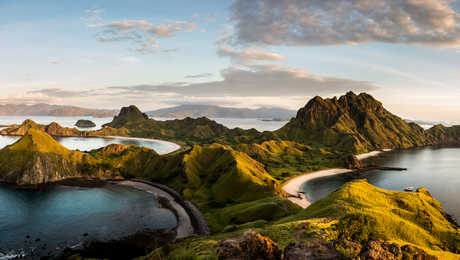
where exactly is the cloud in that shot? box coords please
[28,88,94,98]
[83,9,104,22]
[218,47,285,64]
[89,20,196,54]
[26,65,375,110]
[109,64,376,98]
[230,0,460,46]
[185,73,213,79]
[0,95,55,105]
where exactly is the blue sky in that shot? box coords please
[1,0,460,122]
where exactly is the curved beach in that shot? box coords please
[115,180,194,238]
[104,136,181,155]
[283,150,391,208]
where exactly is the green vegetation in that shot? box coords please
[276,92,431,154]
[0,129,86,185]
[151,180,460,259]
[236,140,344,180]
[3,93,460,259]
[284,180,460,252]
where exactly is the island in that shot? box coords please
[75,119,96,128]
[1,92,460,259]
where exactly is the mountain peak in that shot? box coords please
[278,92,427,153]
[103,105,149,128]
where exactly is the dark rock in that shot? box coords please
[217,230,282,260]
[344,155,363,169]
[357,240,437,260]
[284,238,343,260]
[83,233,88,237]
[75,119,96,128]
[59,229,175,260]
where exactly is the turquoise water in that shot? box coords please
[302,147,460,220]
[0,184,176,257]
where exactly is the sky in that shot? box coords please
[2,0,460,122]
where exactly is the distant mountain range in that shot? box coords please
[146,104,296,119]
[0,104,117,118]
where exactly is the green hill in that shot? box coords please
[102,105,262,145]
[276,92,430,153]
[103,105,149,128]
[159,180,460,259]
[0,129,86,185]
[182,144,282,206]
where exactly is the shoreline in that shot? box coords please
[114,180,194,239]
[113,179,210,239]
[104,136,181,155]
[282,149,391,208]
[0,133,181,155]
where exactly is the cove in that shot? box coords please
[0,183,176,258]
[302,147,460,221]
[0,135,178,154]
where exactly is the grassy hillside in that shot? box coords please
[154,180,460,259]
[236,140,344,180]
[0,129,86,184]
[277,92,430,153]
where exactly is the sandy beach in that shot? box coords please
[104,136,181,155]
[356,149,392,160]
[115,180,194,238]
[283,150,391,208]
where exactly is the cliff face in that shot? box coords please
[0,129,119,185]
[277,92,430,153]
[0,129,85,185]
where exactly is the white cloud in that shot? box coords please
[185,73,213,79]
[217,48,285,64]
[231,0,460,46]
[108,64,376,98]
[89,20,196,54]
[83,9,104,22]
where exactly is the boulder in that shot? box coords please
[357,240,437,260]
[217,230,282,260]
[283,238,342,260]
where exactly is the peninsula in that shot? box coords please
[1,92,460,259]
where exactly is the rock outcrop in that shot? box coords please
[344,154,363,169]
[283,239,342,260]
[217,230,282,260]
[357,240,437,260]
[75,119,96,128]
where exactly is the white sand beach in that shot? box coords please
[104,136,181,155]
[356,149,392,160]
[282,149,391,208]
